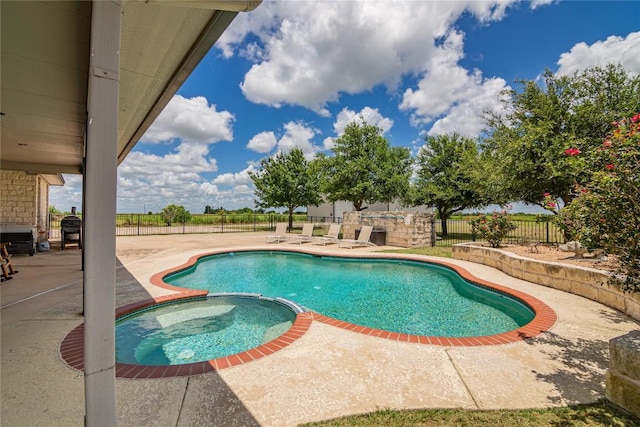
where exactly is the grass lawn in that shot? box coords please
[381,246,453,258]
[302,400,639,426]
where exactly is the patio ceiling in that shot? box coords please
[0,0,260,174]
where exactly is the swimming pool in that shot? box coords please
[164,251,535,338]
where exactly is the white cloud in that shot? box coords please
[221,0,518,115]
[110,142,219,212]
[333,107,394,136]
[275,121,321,159]
[247,131,278,153]
[399,30,509,136]
[141,95,234,144]
[212,167,256,186]
[248,122,323,159]
[49,174,83,213]
[529,0,556,9]
[556,31,640,76]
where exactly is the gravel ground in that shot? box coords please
[498,243,620,272]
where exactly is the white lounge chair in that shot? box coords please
[312,223,341,246]
[266,222,288,243]
[289,223,314,244]
[338,225,376,249]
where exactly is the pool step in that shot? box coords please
[155,305,236,328]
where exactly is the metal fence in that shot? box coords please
[434,218,564,247]
[49,213,563,246]
[48,213,312,239]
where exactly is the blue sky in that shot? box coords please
[50,0,640,215]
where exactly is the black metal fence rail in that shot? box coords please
[434,218,564,247]
[49,213,315,239]
[49,213,563,246]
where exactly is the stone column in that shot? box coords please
[605,330,640,418]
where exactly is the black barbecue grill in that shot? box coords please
[60,215,82,250]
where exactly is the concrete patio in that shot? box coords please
[1,232,638,426]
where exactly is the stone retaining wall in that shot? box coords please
[342,211,436,248]
[452,243,640,322]
[453,243,640,417]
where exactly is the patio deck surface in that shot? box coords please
[1,232,638,426]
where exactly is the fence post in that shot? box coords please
[253,214,256,232]
[137,214,140,236]
[221,215,225,233]
[546,222,550,244]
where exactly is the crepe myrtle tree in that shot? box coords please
[559,113,640,293]
[318,118,412,211]
[249,147,322,230]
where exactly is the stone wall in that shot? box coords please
[0,170,52,241]
[452,243,640,322]
[606,331,640,419]
[1,170,38,226]
[342,211,436,248]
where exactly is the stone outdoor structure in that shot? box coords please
[342,211,436,248]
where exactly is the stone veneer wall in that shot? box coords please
[342,211,436,248]
[0,170,51,241]
[1,170,38,226]
[452,243,640,322]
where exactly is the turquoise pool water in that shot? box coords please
[116,295,296,365]
[165,251,534,337]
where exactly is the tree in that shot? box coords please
[482,64,640,210]
[161,204,190,226]
[410,133,489,235]
[560,113,640,293]
[249,147,322,230]
[319,119,412,211]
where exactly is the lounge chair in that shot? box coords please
[288,223,314,244]
[338,225,376,249]
[312,223,341,246]
[266,222,288,243]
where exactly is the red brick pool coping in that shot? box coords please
[60,248,557,378]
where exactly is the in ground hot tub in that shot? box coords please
[115,294,301,366]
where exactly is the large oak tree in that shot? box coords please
[410,133,489,236]
[249,147,322,230]
[318,119,412,211]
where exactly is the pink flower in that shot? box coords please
[546,201,557,208]
[564,148,581,156]
[606,164,615,170]
[632,114,640,123]
[600,218,606,223]
[543,192,550,197]
[602,140,612,147]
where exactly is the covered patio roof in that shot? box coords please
[1,0,259,174]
